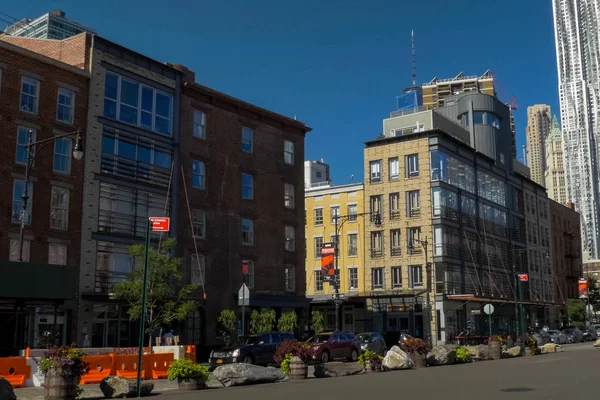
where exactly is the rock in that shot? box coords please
[0,378,16,400]
[540,343,560,354]
[99,376,154,398]
[503,346,521,358]
[382,345,413,370]
[427,346,456,366]
[313,362,364,378]
[594,339,600,347]
[464,345,490,361]
[213,364,285,387]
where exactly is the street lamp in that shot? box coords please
[408,237,431,344]
[512,248,528,356]
[18,129,84,262]
[331,211,381,331]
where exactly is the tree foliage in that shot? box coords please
[277,312,298,333]
[249,309,276,334]
[586,275,600,312]
[113,238,198,345]
[567,299,586,328]
[311,310,324,334]
[217,310,236,346]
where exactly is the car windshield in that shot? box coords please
[357,334,372,343]
[231,336,260,347]
[307,334,330,343]
[547,330,560,335]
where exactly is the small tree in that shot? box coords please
[587,275,600,313]
[311,310,324,334]
[567,298,586,328]
[113,238,198,346]
[277,312,298,333]
[217,310,236,346]
[249,309,276,334]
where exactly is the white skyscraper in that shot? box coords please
[552,0,600,261]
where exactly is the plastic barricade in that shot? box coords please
[184,345,196,364]
[113,354,149,380]
[0,357,31,388]
[80,355,113,385]
[149,353,174,380]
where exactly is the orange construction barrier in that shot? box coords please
[149,353,174,380]
[0,357,31,388]
[113,354,149,380]
[80,355,113,384]
[184,345,197,364]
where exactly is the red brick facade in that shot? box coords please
[0,33,91,69]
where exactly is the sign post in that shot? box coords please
[518,273,528,356]
[137,217,169,397]
[238,283,250,336]
[483,304,495,337]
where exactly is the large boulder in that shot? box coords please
[464,345,490,361]
[594,338,600,348]
[540,343,562,354]
[313,362,364,378]
[426,346,456,366]
[213,364,285,387]
[99,376,154,398]
[0,378,16,400]
[503,346,521,358]
[382,345,413,370]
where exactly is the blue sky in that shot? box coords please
[3,0,558,185]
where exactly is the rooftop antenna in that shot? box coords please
[350,174,354,182]
[293,113,297,120]
[411,29,416,87]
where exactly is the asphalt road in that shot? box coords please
[162,343,599,400]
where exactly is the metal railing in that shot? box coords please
[95,270,130,294]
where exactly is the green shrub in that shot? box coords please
[280,353,293,376]
[455,347,470,363]
[358,349,378,368]
[167,359,209,382]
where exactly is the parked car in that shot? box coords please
[562,328,584,343]
[547,330,567,344]
[591,324,600,337]
[356,332,387,355]
[305,331,361,363]
[582,327,598,341]
[208,332,295,368]
[533,330,552,345]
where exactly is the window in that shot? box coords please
[407,190,420,217]
[370,160,382,182]
[348,233,358,256]
[372,268,384,290]
[20,77,39,114]
[192,161,205,189]
[284,183,295,209]
[243,260,255,288]
[389,157,399,179]
[56,88,74,124]
[331,206,340,223]
[285,225,295,251]
[242,218,254,246]
[48,244,67,265]
[409,265,423,287]
[389,193,400,218]
[407,227,421,254]
[315,270,323,292]
[406,154,419,177]
[193,110,206,139]
[391,229,401,256]
[191,254,206,286]
[50,187,69,230]
[12,180,32,225]
[314,208,323,225]
[9,239,30,262]
[347,204,357,221]
[348,267,358,290]
[16,127,35,165]
[242,173,254,199]
[284,140,294,165]
[103,72,173,135]
[392,267,402,288]
[53,138,72,174]
[241,127,253,153]
[370,195,382,221]
[285,266,295,292]
[314,237,324,258]
[370,231,383,257]
[192,209,206,239]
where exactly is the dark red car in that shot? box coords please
[305,331,360,363]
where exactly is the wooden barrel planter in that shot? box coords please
[489,341,502,360]
[289,356,308,379]
[409,352,427,369]
[44,368,78,400]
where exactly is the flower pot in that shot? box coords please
[488,341,502,360]
[409,352,426,369]
[178,377,206,391]
[289,356,308,379]
[44,368,78,400]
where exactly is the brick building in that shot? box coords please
[0,38,89,355]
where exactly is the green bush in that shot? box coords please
[167,359,209,382]
[455,347,470,363]
[358,349,378,368]
[277,312,298,333]
[311,311,324,334]
[280,353,293,376]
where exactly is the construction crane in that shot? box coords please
[491,72,519,111]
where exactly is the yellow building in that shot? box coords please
[305,183,367,332]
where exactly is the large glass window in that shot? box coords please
[57,88,74,124]
[95,242,133,293]
[389,157,399,179]
[50,186,69,230]
[103,72,173,135]
[430,150,475,193]
[242,173,254,200]
[20,77,39,114]
[405,154,419,177]
[372,268,384,290]
[431,187,458,219]
[193,110,206,139]
[53,138,72,174]
[284,140,295,165]
[242,127,253,153]
[193,161,205,189]
[370,160,381,182]
[242,218,254,245]
[477,170,506,206]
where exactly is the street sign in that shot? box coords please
[149,217,170,232]
[238,283,250,306]
[471,309,481,315]
[518,274,529,282]
[483,304,495,315]
[321,242,336,255]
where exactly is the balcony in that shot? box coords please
[390,210,400,220]
[0,261,77,301]
[408,208,421,218]
[371,248,383,258]
[391,247,402,256]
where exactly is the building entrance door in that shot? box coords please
[343,307,354,332]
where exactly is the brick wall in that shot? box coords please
[550,200,582,303]
[0,33,90,69]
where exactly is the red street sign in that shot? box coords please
[150,217,170,232]
[518,274,529,282]
[242,260,250,275]
[321,247,335,255]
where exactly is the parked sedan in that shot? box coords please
[306,331,361,363]
[209,332,295,368]
[582,327,598,341]
[356,332,387,356]
[562,328,584,343]
[547,330,567,344]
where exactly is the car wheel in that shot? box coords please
[320,351,330,364]
[348,349,358,362]
[243,355,253,364]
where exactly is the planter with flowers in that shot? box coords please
[401,338,430,369]
[167,358,210,390]
[274,339,312,379]
[488,335,503,360]
[38,344,89,400]
[358,349,383,373]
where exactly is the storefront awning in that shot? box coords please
[0,261,77,302]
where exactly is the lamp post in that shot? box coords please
[332,211,381,331]
[512,248,528,356]
[409,237,431,344]
[18,129,84,262]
